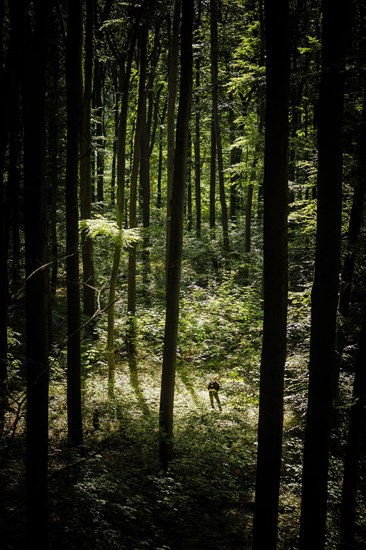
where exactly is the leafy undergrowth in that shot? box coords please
[1,360,258,550]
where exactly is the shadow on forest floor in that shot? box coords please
[0,361,258,550]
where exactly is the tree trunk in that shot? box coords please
[66,0,83,448]
[47,24,60,297]
[228,106,241,222]
[335,81,366,390]
[299,0,350,547]
[340,305,366,548]
[166,0,181,258]
[107,27,136,393]
[210,118,216,231]
[252,0,290,547]
[186,130,192,232]
[194,0,202,239]
[80,0,96,318]
[94,59,105,204]
[127,24,148,361]
[157,98,167,210]
[159,0,193,472]
[21,0,50,546]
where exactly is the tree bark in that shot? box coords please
[194,0,202,239]
[159,0,193,472]
[21,0,50,545]
[299,0,350,547]
[127,24,148,361]
[107,27,136,393]
[166,0,181,259]
[335,81,366,390]
[80,0,96,318]
[210,0,229,253]
[340,305,366,548]
[66,0,83,447]
[252,0,290,547]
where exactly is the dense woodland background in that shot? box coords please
[0,0,366,548]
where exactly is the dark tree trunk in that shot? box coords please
[48,24,60,297]
[210,0,229,253]
[157,98,167,210]
[340,305,366,548]
[127,24,148,361]
[80,0,96,318]
[66,0,83,447]
[299,0,350,547]
[228,106,241,222]
[21,0,51,546]
[166,0,181,257]
[194,0,202,239]
[141,114,151,290]
[335,81,366,389]
[159,0,193,472]
[107,27,136,392]
[252,0,290,547]
[186,130,192,232]
[210,119,216,230]
[94,59,105,204]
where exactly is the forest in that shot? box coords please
[0,0,365,548]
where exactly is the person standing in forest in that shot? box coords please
[208,377,222,411]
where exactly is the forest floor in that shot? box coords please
[1,355,262,550]
[2,347,364,548]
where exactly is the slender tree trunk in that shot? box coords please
[48,26,60,297]
[335,82,366,390]
[340,304,366,548]
[80,0,96,318]
[194,0,202,238]
[107,28,136,393]
[66,0,83,447]
[157,98,167,210]
[0,0,16,432]
[210,119,216,230]
[299,0,350,547]
[228,106,241,222]
[186,130,192,232]
[252,0,289,547]
[166,0,181,258]
[21,0,50,546]
[141,94,150,293]
[94,60,105,204]
[111,89,119,206]
[127,24,148,361]
[159,0,193,472]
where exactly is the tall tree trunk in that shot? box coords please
[228,106,241,222]
[107,28,136,393]
[21,0,50,546]
[141,115,151,291]
[210,118,216,231]
[166,0,181,259]
[94,60,105,204]
[127,24,148,362]
[299,0,350,547]
[159,0,193,472]
[0,0,16,432]
[157,98,167,210]
[335,81,366,390]
[80,0,96,318]
[48,24,60,297]
[340,304,366,548]
[66,0,83,447]
[186,130,192,232]
[194,0,202,239]
[252,0,290,547]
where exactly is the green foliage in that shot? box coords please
[79,216,141,248]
